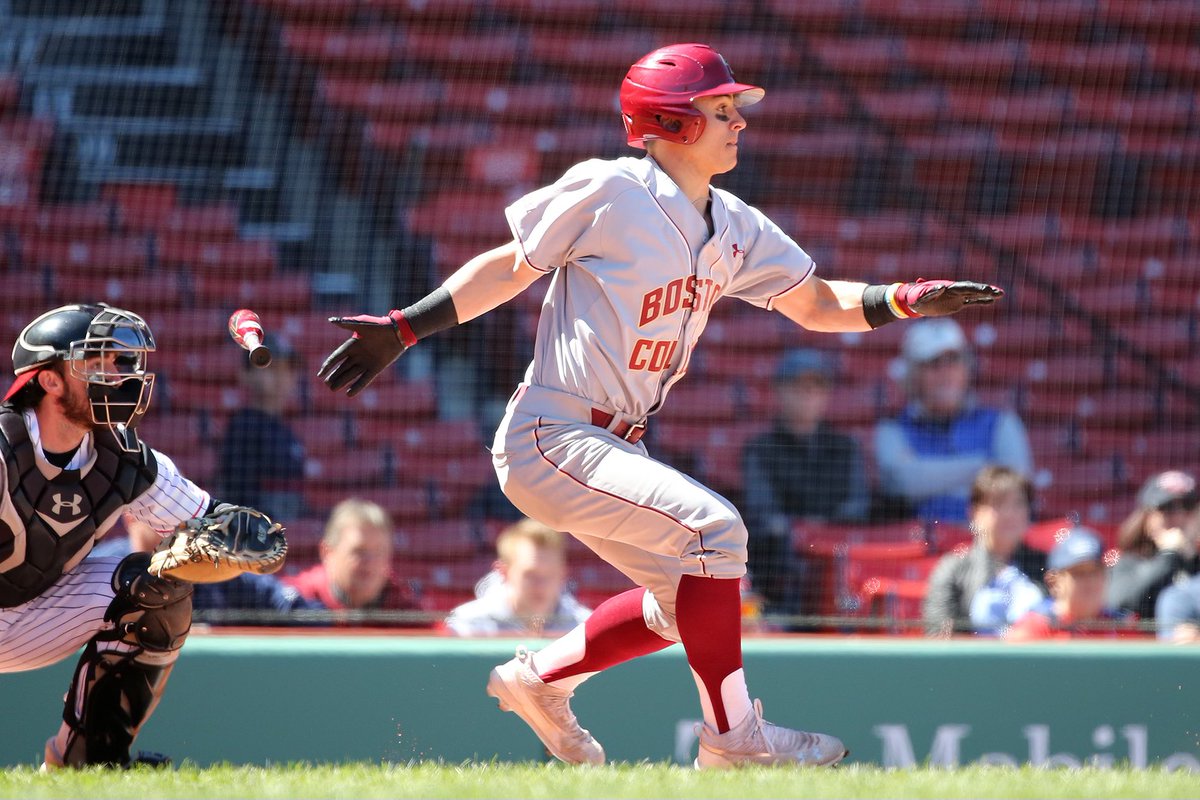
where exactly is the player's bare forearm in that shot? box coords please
[443,240,545,323]
[774,275,1004,332]
[773,278,873,332]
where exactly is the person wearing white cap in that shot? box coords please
[874,318,1033,523]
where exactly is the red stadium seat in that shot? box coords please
[2,202,111,240]
[942,90,1070,131]
[169,447,217,485]
[976,0,1095,40]
[319,78,443,123]
[152,206,240,241]
[404,192,512,241]
[860,0,974,35]
[466,144,540,185]
[306,378,437,417]
[56,273,182,310]
[1096,0,1200,37]
[157,236,276,273]
[101,182,177,226]
[1145,44,1200,84]
[305,485,432,522]
[153,347,241,384]
[809,37,899,86]
[280,25,396,76]
[305,448,392,487]
[905,39,1023,86]
[23,235,149,276]
[397,519,485,561]
[357,419,484,458]
[144,308,230,348]
[1025,42,1146,88]
[404,31,522,75]
[1071,91,1194,132]
[159,377,245,413]
[137,412,210,454]
[192,273,310,312]
[859,90,944,132]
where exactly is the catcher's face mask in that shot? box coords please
[66,308,156,453]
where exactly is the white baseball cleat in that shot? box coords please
[486,647,605,765]
[695,699,848,769]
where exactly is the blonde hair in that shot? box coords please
[496,518,566,565]
[323,498,393,547]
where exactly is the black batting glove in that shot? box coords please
[898,279,1004,317]
[318,311,410,397]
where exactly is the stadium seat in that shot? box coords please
[396,519,486,562]
[305,484,433,522]
[943,90,1070,132]
[193,273,310,312]
[357,418,485,458]
[976,0,1095,40]
[158,237,277,273]
[1024,43,1146,88]
[305,448,393,487]
[1070,91,1194,133]
[280,25,396,77]
[56,272,182,310]
[905,39,1023,86]
[23,235,149,276]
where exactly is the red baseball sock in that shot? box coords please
[676,574,744,733]
[539,587,671,683]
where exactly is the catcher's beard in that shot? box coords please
[57,378,99,432]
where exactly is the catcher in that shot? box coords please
[0,303,286,768]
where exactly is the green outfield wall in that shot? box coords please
[3,635,1197,770]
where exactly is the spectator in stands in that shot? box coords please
[445,518,591,637]
[1156,576,1200,644]
[741,348,868,618]
[875,319,1033,524]
[89,513,312,619]
[284,498,417,612]
[923,465,1046,637]
[1007,528,1132,641]
[217,340,305,522]
[1108,470,1200,620]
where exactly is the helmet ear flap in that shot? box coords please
[656,115,683,134]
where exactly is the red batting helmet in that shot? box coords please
[620,43,765,149]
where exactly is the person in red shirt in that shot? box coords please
[1007,528,1133,641]
[285,498,416,614]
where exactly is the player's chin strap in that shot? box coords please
[862,280,1004,328]
[53,553,192,767]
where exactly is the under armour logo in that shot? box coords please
[732,243,745,258]
[51,493,83,517]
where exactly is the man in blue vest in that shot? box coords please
[874,318,1032,523]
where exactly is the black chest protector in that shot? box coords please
[0,405,158,608]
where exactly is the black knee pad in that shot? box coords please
[107,553,193,653]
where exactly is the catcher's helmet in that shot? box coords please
[4,303,156,452]
[620,43,764,149]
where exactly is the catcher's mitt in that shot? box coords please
[150,504,287,583]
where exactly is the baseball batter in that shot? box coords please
[321,43,1002,767]
[0,303,282,768]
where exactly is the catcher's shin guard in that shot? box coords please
[52,553,192,767]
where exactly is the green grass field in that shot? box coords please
[2,763,1195,799]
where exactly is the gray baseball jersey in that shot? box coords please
[506,155,814,421]
[492,156,815,640]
